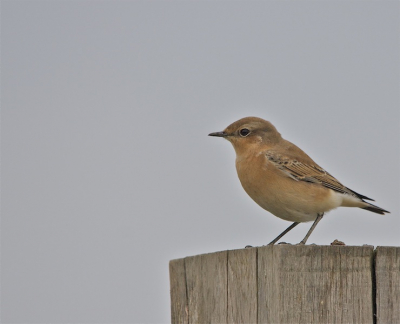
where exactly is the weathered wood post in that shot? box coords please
[169,245,400,324]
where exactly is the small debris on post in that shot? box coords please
[331,239,346,246]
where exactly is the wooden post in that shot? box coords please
[169,245,400,324]
[375,246,400,324]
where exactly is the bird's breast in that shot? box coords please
[235,152,275,202]
[234,152,341,222]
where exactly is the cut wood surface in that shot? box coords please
[170,245,400,324]
[185,251,227,323]
[169,257,188,324]
[258,245,373,324]
[228,248,257,324]
[375,246,400,324]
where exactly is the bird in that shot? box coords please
[209,116,389,245]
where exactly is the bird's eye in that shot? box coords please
[239,128,250,137]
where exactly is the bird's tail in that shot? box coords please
[362,202,390,215]
[349,188,390,215]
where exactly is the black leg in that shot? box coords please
[268,222,300,245]
[298,213,324,245]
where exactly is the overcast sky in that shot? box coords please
[2,1,399,323]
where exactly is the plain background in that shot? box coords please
[2,1,399,323]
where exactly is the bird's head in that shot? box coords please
[209,117,282,154]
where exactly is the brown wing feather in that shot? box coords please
[265,151,356,197]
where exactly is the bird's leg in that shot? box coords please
[298,213,324,245]
[268,222,300,245]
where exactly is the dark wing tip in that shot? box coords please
[362,204,390,215]
[347,188,375,201]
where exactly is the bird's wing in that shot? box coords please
[265,151,372,200]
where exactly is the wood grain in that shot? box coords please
[375,246,400,324]
[227,248,257,323]
[169,245,398,323]
[258,245,374,324]
[169,258,188,324]
[185,251,228,323]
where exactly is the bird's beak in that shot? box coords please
[208,131,228,137]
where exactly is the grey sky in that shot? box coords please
[2,1,399,323]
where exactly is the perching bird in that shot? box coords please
[209,117,389,244]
